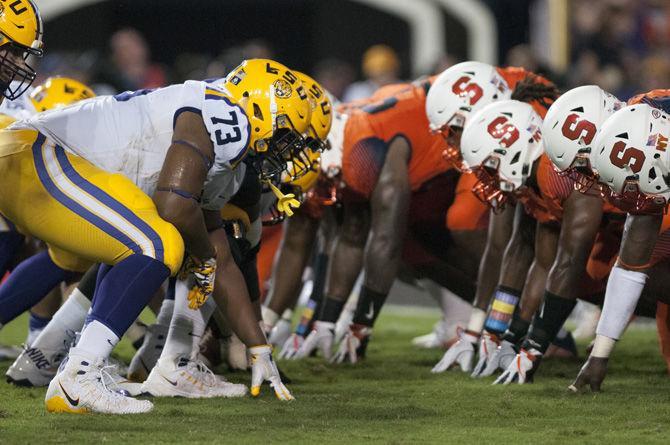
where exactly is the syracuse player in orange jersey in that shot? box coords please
[570,89,670,391]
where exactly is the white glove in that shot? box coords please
[278,334,305,360]
[249,345,294,400]
[294,321,334,360]
[493,348,541,385]
[331,324,371,364]
[268,318,292,347]
[477,339,517,378]
[431,330,478,373]
[471,332,500,377]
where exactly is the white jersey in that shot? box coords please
[0,84,36,120]
[14,80,250,210]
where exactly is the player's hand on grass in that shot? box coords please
[279,333,305,360]
[431,329,477,373]
[249,345,294,401]
[331,324,371,364]
[294,321,334,360]
[568,356,608,393]
[493,348,541,385]
[471,332,500,377]
[477,339,517,378]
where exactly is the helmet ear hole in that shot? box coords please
[253,103,264,120]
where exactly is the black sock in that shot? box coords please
[77,263,101,301]
[352,286,388,327]
[522,292,576,354]
[501,312,530,345]
[320,296,345,323]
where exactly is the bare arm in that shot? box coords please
[153,111,215,260]
[363,136,411,293]
[545,191,604,296]
[518,221,560,320]
[266,210,320,314]
[617,213,663,270]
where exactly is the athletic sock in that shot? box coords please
[76,319,119,359]
[501,312,531,345]
[30,287,92,355]
[522,292,576,354]
[155,279,176,327]
[320,296,345,323]
[352,286,387,327]
[465,307,487,337]
[0,251,73,325]
[161,279,215,360]
[484,286,521,336]
[80,255,169,358]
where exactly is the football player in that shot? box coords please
[570,94,670,391]
[0,58,305,413]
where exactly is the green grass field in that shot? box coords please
[0,308,669,444]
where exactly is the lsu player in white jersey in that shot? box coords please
[0,58,308,414]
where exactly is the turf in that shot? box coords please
[0,308,668,444]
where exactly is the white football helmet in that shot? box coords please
[543,85,624,175]
[460,99,544,209]
[592,103,670,214]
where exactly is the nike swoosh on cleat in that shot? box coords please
[162,375,179,386]
[59,381,80,406]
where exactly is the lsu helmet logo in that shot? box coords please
[273,79,292,99]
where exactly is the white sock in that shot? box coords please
[31,288,90,354]
[155,298,175,326]
[466,308,487,334]
[420,279,472,327]
[161,279,215,361]
[261,306,279,329]
[596,266,647,340]
[75,320,119,359]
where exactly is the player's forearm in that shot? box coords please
[518,260,550,321]
[155,195,214,260]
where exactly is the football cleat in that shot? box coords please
[0,343,22,360]
[127,323,168,382]
[471,332,501,377]
[431,329,478,373]
[45,348,153,414]
[411,319,460,350]
[476,339,518,378]
[294,321,334,360]
[268,318,292,347]
[278,333,304,360]
[493,348,542,385]
[141,356,247,398]
[331,324,371,364]
[226,334,249,370]
[6,345,65,387]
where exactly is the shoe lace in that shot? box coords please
[185,359,219,386]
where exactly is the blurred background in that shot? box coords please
[33,0,670,101]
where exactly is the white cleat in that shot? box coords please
[411,320,460,349]
[141,356,247,398]
[268,319,292,347]
[6,345,65,387]
[0,343,22,360]
[45,348,153,414]
[127,323,168,383]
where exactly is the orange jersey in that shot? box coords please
[342,78,449,200]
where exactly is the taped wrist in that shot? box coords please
[352,286,388,327]
[484,286,521,335]
[523,291,576,354]
[501,312,530,345]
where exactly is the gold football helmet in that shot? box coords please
[224,58,311,179]
[30,77,96,112]
[0,0,43,100]
[295,71,332,153]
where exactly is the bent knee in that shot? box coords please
[150,222,184,276]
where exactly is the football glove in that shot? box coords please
[568,355,609,393]
[493,348,542,385]
[179,255,217,310]
[249,345,294,401]
[278,333,305,360]
[477,339,517,378]
[431,329,478,373]
[331,324,371,364]
[471,332,500,377]
[293,321,335,360]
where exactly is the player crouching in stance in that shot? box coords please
[0,58,304,414]
[570,99,670,391]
